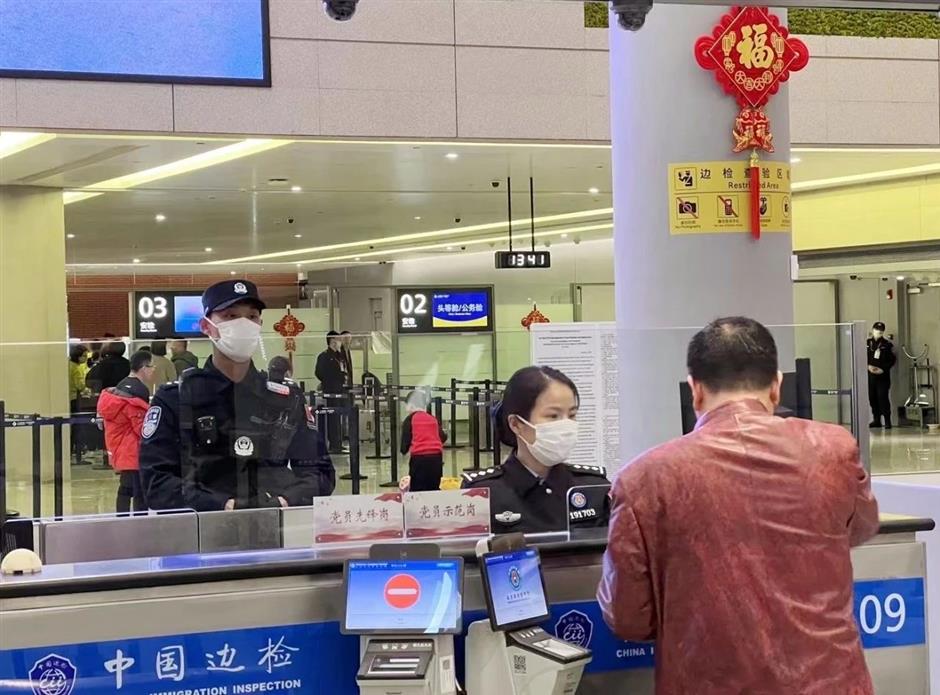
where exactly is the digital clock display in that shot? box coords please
[494,251,551,269]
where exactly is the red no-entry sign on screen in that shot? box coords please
[384,574,421,610]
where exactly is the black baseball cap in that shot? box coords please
[202,279,266,316]
[873,321,886,331]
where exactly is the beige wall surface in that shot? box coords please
[1,1,935,145]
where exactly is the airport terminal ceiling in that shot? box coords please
[0,132,939,273]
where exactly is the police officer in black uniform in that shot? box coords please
[867,321,897,429]
[461,366,609,534]
[140,280,335,511]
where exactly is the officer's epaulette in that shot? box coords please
[154,380,180,396]
[461,466,504,485]
[565,462,608,478]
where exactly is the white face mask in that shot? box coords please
[516,416,579,467]
[207,317,261,363]
[872,330,884,340]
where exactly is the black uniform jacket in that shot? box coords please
[140,358,335,511]
[461,453,609,534]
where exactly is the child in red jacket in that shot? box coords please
[96,351,154,513]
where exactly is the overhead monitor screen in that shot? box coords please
[481,548,549,631]
[343,559,463,635]
[134,291,204,340]
[397,287,493,334]
[174,295,205,335]
[0,0,270,85]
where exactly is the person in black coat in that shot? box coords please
[86,341,131,393]
[315,331,348,453]
[868,321,897,429]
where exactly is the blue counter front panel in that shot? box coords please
[0,579,925,693]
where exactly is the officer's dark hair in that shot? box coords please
[326,330,339,346]
[496,366,580,448]
[687,316,778,392]
[69,343,88,363]
[150,341,168,356]
[129,350,152,373]
[108,341,127,357]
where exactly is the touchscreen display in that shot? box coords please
[344,559,462,634]
[174,295,204,334]
[482,548,549,629]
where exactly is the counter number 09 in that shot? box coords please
[138,295,168,320]
[858,592,905,635]
[399,293,428,316]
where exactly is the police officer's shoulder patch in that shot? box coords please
[461,467,503,486]
[266,381,290,396]
[142,406,162,439]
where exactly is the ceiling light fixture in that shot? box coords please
[230,271,236,275]
[790,157,801,164]
[155,214,166,222]
[561,233,569,238]
[896,275,906,281]
[0,131,56,159]
[132,258,141,264]
[588,187,600,195]
[291,185,302,192]
[66,233,76,239]
[793,162,940,192]
[205,247,213,252]
[414,216,422,221]
[445,152,459,160]
[212,207,613,265]
[293,234,303,238]
[63,139,289,205]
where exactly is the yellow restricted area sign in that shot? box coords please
[668,161,791,235]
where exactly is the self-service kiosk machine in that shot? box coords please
[466,537,592,695]
[342,545,463,695]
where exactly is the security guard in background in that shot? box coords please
[867,321,897,429]
[140,280,335,511]
[462,365,609,534]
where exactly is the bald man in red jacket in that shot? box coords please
[598,317,880,695]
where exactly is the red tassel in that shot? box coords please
[749,152,761,240]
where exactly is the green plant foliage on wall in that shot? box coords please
[789,9,940,39]
[584,3,940,39]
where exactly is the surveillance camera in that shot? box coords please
[323,0,358,21]
[849,275,859,280]
[454,217,462,224]
[612,0,653,31]
[491,180,501,189]
[573,237,582,245]
[460,246,467,251]
[881,277,889,282]
[287,217,295,224]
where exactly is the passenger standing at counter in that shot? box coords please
[98,350,154,513]
[148,341,178,390]
[598,317,880,695]
[86,340,131,392]
[868,321,896,429]
[400,390,447,492]
[461,366,609,534]
[140,280,336,511]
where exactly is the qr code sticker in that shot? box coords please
[513,654,526,674]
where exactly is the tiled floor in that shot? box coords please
[5,427,939,518]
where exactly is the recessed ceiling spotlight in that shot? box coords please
[588,187,599,195]
[445,152,459,160]
[132,258,141,264]
[561,233,569,238]
[155,214,166,222]
[896,275,906,281]
[790,157,802,164]
[66,233,76,239]
[204,247,213,252]
[291,185,302,192]
[230,271,236,275]
[414,216,422,221]
[446,246,454,251]
[293,234,303,238]
[354,257,361,261]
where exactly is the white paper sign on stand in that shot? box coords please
[403,489,491,539]
[530,322,620,477]
[312,493,404,545]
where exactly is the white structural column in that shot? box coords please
[609,6,795,461]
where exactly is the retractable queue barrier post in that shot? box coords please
[53,421,64,518]
[445,377,460,450]
[31,416,41,518]
[347,404,362,495]
[481,379,493,453]
[463,388,482,473]
[379,393,400,489]
[366,389,390,461]
[493,430,502,469]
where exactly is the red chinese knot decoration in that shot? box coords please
[274,307,306,354]
[521,305,550,331]
[695,6,808,239]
